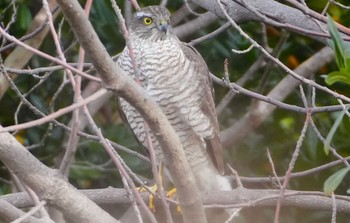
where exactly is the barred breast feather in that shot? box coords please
[117,28,229,191]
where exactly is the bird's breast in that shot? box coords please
[120,37,204,119]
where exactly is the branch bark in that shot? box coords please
[191,0,330,43]
[0,199,46,223]
[55,0,207,222]
[3,187,350,215]
[0,129,119,223]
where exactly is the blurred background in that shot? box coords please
[0,0,350,222]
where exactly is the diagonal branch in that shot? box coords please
[0,129,119,223]
[0,0,58,100]
[55,0,207,222]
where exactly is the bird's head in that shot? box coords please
[129,6,173,41]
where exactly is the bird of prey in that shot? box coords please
[117,5,231,198]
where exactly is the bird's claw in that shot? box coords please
[166,188,181,213]
[139,184,158,212]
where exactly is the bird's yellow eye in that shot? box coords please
[143,17,153,25]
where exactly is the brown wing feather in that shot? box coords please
[116,97,149,156]
[181,43,225,175]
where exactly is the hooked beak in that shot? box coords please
[158,19,168,33]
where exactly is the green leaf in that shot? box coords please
[327,14,345,69]
[17,5,32,31]
[324,111,345,155]
[326,70,350,86]
[324,167,350,196]
[344,44,350,71]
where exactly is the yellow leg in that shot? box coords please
[165,187,176,198]
[138,183,158,212]
[166,187,181,213]
[138,163,165,212]
[139,163,181,213]
[148,185,157,212]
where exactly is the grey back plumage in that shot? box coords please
[117,5,229,191]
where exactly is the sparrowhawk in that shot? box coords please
[117,5,231,197]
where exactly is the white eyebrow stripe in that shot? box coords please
[135,12,153,19]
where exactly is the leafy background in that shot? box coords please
[1,0,350,222]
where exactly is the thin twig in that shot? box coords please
[216,0,350,104]
[213,74,350,115]
[190,22,230,46]
[331,192,337,223]
[0,26,100,82]
[216,55,266,116]
[274,109,311,223]
[330,0,350,10]
[23,186,50,219]
[238,155,350,183]
[58,0,93,176]
[84,109,158,223]
[266,149,282,188]
[0,89,107,133]
[11,201,49,223]
[42,0,76,87]
[282,0,350,35]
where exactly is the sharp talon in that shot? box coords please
[139,184,158,212]
[138,186,146,192]
[137,184,158,212]
[140,163,167,212]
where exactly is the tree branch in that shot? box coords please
[0,0,58,100]
[55,0,207,222]
[3,187,350,215]
[0,199,46,223]
[191,0,336,43]
[0,129,119,223]
[221,46,334,148]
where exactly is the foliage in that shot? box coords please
[324,166,350,196]
[1,0,350,222]
[322,14,350,196]
[326,14,350,86]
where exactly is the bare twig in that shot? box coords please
[55,0,208,222]
[190,22,230,46]
[0,27,100,82]
[274,106,311,223]
[0,199,45,223]
[11,201,51,223]
[329,0,350,10]
[331,192,337,223]
[266,149,282,188]
[283,0,350,35]
[217,0,350,103]
[0,0,59,100]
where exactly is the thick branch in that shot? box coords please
[0,131,119,223]
[191,0,331,43]
[0,199,46,223]
[3,188,350,215]
[55,0,207,222]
